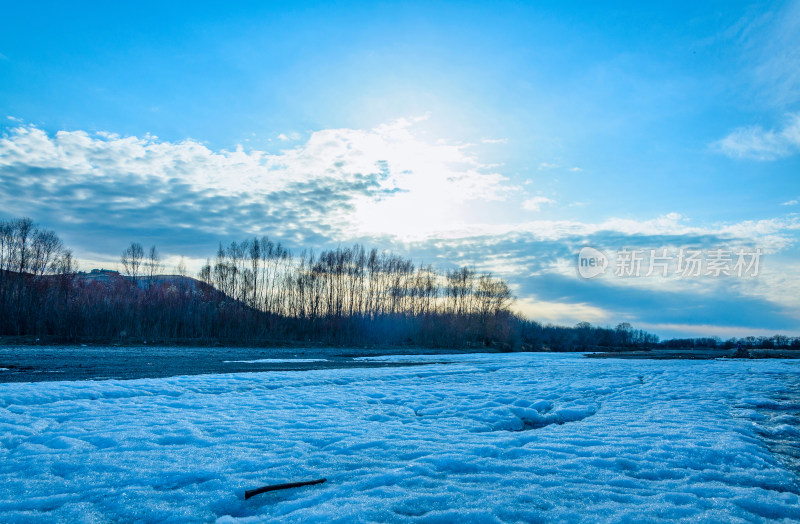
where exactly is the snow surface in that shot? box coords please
[1,353,799,522]
[224,359,329,364]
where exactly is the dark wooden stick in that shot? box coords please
[245,478,327,500]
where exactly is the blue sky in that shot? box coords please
[1,1,799,337]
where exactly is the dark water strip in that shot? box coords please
[0,345,475,383]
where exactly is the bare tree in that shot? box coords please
[198,259,212,285]
[146,245,162,285]
[175,257,187,277]
[31,229,63,277]
[249,238,260,308]
[0,221,12,274]
[121,242,144,283]
[12,217,34,275]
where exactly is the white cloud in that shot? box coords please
[277,132,301,141]
[522,196,555,212]
[781,199,798,206]
[481,137,507,144]
[0,118,511,242]
[418,211,800,253]
[713,113,800,160]
[536,163,582,173]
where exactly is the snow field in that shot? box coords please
[0,353,798,522]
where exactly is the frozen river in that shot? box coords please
[1,352,799,522]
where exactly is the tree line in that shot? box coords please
[0,217,518,347]
[2,216,797,351]
[188,239,513,323]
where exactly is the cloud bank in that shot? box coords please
[0,118,509,249]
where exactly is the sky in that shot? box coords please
[1,1,799,338]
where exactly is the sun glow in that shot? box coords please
[345,117,510,240]
[351,191,454,239]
